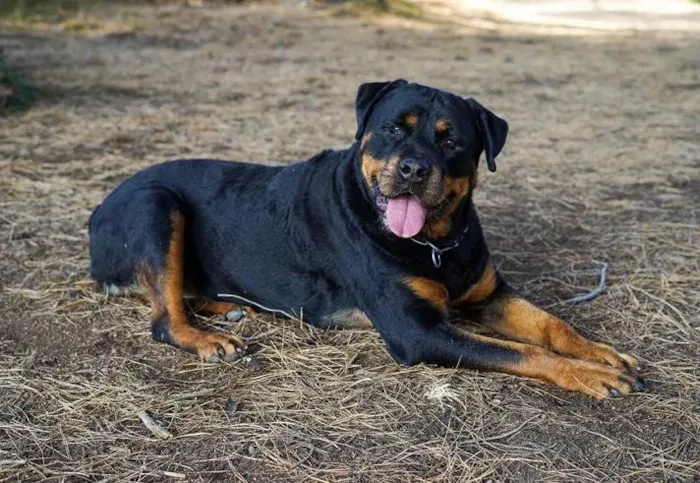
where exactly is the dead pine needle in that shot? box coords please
[565,261,608,305]
[162,471,187,479]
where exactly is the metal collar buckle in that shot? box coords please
[408,223,469,268]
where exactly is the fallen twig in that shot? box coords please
[565,261,608,304]
[137,411,172,440]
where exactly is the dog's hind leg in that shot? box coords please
[142,211,248,362]
[90,190,247,362]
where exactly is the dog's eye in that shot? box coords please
[384,125,403,137]
[443,139,457,151]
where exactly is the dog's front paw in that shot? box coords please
[584,342,639,376]
[554,358,645,399]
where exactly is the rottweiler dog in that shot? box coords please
[89,79,645,398]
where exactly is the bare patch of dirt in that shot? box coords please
[1,3,699,481]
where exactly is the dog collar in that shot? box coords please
[409,222,470,268]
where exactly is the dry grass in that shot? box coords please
[1,2,699,481]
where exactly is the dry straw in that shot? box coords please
[1,2,698,481]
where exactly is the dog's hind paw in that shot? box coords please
[195,333,248,363]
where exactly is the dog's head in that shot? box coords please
[355,80,508,239]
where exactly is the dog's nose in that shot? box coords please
[398,158,431,182]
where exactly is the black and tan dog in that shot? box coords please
[89,80,644,398]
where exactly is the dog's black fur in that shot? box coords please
[89,80,644,398]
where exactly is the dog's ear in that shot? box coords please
[355,79,408,140]
[465,98,508,172]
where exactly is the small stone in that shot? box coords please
[225,397,239,413]
[244,356,262,371]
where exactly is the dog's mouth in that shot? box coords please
[375,190,445,239]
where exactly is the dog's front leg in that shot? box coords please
[366,278,644,399]
[453,263,640,376]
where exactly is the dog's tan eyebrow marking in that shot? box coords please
[435,120,450,133]
[404,113,418,127]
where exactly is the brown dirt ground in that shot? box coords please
[1,3,699,482]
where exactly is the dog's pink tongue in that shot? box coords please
[386,195,427,238]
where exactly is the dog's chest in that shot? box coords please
[431,252,489,301]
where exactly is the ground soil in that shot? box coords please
[1,3,699,481]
